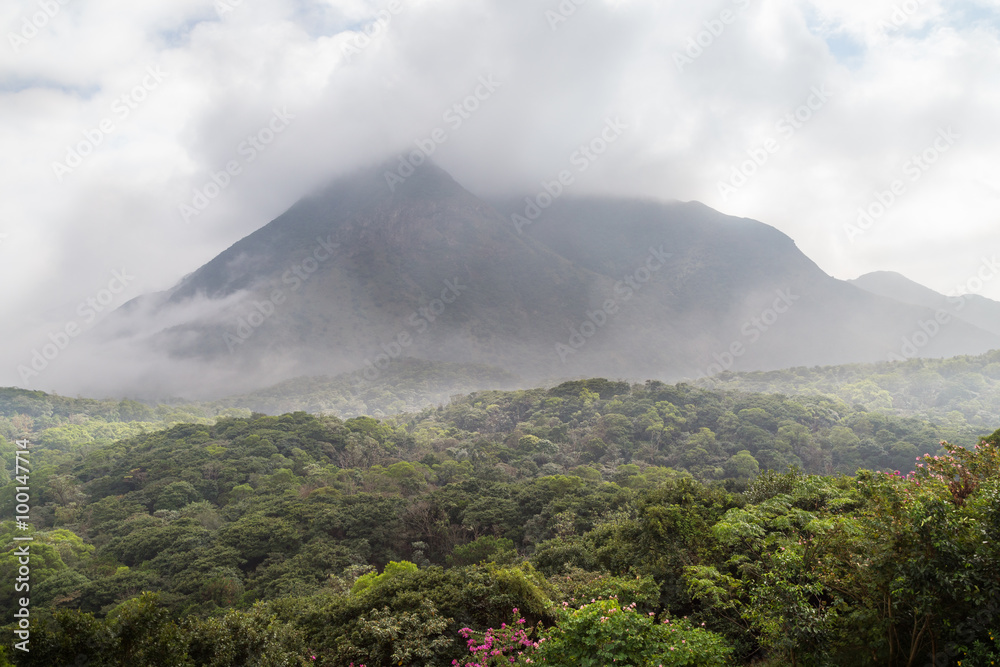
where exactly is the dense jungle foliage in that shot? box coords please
[1,379,998,666]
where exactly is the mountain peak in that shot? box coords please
[850,271,944,305]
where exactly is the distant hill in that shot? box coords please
[850,270,1000,336]
[692,348,1000,427]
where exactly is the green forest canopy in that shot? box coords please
[1,378,998,665]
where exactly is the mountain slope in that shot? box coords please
[504,197,1000,372]
[110,163,619,394]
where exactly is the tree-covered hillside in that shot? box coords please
[0,387,249,457]
[694,349,1000,427]
[208,358,522,418]
[1,379,997,665]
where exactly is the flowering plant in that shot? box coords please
[453,608,543,667]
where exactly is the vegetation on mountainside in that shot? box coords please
[1,379,998,665]
[694,349,1000,427]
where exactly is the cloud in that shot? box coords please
[1,0,998,393]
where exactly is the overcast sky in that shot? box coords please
[2,0,999,393]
